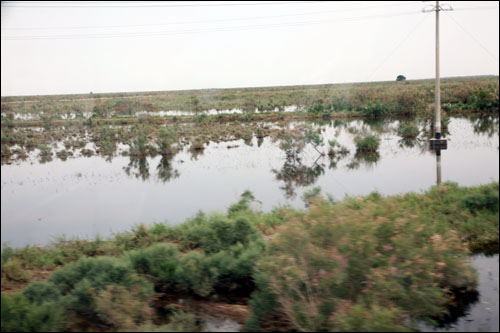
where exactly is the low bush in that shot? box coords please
[1,293,65,332]
[175,250,219,297]
[355,133,380,152]
[461,185,499,212]
[397,122,420,138]
[127,243,180,284]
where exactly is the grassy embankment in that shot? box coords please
[1,182,498,332]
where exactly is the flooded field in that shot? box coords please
[1,115,498,247]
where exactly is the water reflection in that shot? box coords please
[273,155,325,199]
[2,115,499,249]
[123,156,150,181]
[123,154,180,183]
[436,149,442,186]
[156,155,180,183]
[470,115,499,137]
[347,151,380,170]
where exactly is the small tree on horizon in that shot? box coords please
[396,75,406,81]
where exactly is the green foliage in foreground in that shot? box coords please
[245,182,499,331]
[1,182,499,332]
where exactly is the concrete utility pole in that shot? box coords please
[423,1,452,185]
[435,0,441,139]
[424,1,452,151]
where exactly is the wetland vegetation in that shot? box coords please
[1,182,498,332]
[1,76,499,332]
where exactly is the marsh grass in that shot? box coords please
[355,133,380,152]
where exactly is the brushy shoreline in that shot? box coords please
[1,182,498,332]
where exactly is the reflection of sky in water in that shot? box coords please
[1,117,499,247]
[420,254,499,332]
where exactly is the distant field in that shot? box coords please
[1,76,498,118]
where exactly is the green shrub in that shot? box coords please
[22,281,61,305]
[1,258,32,282]
[47,256,153,322]
[127,243,179,284]
[355,133,380,152]
[156,126,178,155]
[175,251,219,297]
[461,186,499,212]
[179,194,261,255]
[397,122,419,138]
[308,103,325,114]
[468,84,499,111]
[360,102,389,117]
[1,293,65,332]
[209,240,266,291]
[244,269,279,331]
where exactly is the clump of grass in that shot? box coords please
[397,122,420,138]
[80,148,94,157]
[156,126,178,156]
[355,133,380,152]
[359,101,389,117]
[56,149,72,161]
[189,137,205,151]
[129,125,154,157]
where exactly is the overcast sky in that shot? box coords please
[1,1,499,96]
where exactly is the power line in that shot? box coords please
[2,2,422,30]
[365,12,431,81]
[454,6,500,11]
[1,1,344,8]
[443,11,499,63]
[2,11,421,40]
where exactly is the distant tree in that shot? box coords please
[396,75,406,81]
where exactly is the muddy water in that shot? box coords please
[1,116,499,247]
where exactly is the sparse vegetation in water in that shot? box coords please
[397,122,420,138]
[355,133,380,152]
[327,139,349,157]
[128,125,154,157]
[1,183,498,332]
[189,137,205,152]
[156,126,178,156]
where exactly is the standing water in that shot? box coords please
[1,115,498,247]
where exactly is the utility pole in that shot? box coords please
[435,0,441,139]
[423,1,452,185]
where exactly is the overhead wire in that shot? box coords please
[365,12,431,81]
[2,2,422,30]
[443,10,499,63]
[1,10,422,40]
[1,1,345,8]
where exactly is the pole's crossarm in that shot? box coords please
[422,3,453,13]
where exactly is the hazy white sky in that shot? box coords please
[1,1,499,96]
